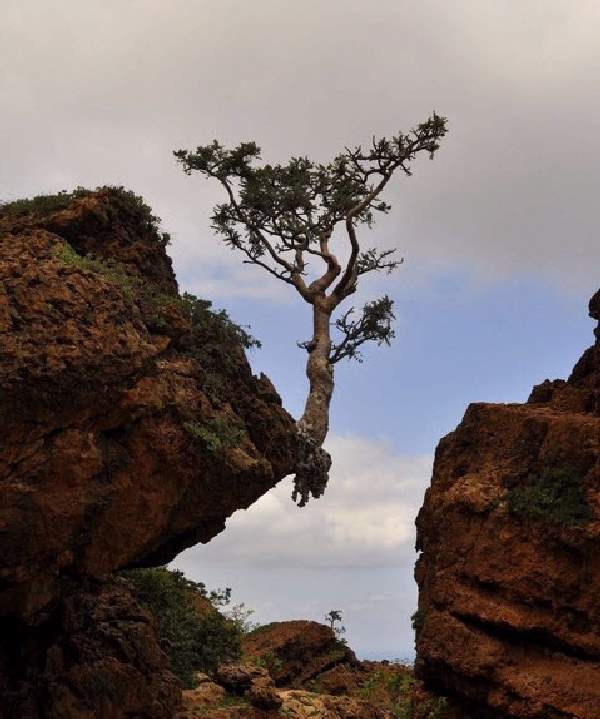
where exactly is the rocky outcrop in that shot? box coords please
[178,656,451,719]
[242,621,357,687]
[415,290,600,718]
[0,579,180,718]
[0,188,298,716]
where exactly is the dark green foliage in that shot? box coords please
[330,296,395,363]
[324,609,346,641]
[53,243,137,299]
[247,651,283,675]
[173,116,446,261]
[122,567,242,688]
[174,117,446,367]
[180,292,260,352]
[507,468,593,527]
[0,185,170,245]
[358,665,449,719]
[179,292,260,400]
[0,190,78,216]
[184,416,247,454]
[410,609,426,636]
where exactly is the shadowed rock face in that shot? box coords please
[415,290,600,719]
[0,189,298,717]
[0,580,181,719]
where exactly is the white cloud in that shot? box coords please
[175,435,432,570]
[173,435,430,657]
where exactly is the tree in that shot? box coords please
[325,609,346,640]
[174,114,447,505]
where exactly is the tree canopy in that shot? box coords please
[175,114,447,505]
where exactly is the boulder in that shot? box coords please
[0,188,298,717]
[415,289,600,719]
[243,621,356,687]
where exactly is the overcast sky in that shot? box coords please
[3,1,600,659]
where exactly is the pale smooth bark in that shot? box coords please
[297,301,334,446]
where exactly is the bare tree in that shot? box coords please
[174,113,447,504]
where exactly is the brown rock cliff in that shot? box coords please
[0,188,298,717]
[415,290,600,718]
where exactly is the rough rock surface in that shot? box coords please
[179,657,454,719]
[0,579,180,718]
[212,664,282,710]
[415,290,600,719]
[242,621,357,687]
[0,189,298,717]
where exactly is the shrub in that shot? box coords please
[507,468,593,527]
[181,292,260,353]
[410,609,426,635]
[184,416,247,454]
[0,185,171,245]
[53,243,137,299]
[358,665,448,719]
[0,190,77,216]
[122,567,242,688]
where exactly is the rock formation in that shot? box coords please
[0,189,298,717]
[415,290,600,718]
[242,620,357,687]
[178,621,452,718]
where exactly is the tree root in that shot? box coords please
[292,427,331,507]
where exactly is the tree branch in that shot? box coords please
[330,296,395,364]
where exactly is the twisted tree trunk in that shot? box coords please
[298,300,334,445]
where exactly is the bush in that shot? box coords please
[181,292,260,353]
[410,608,426,636]
[53,243,137,299]
[184,416,247,454]
[507,468,593,527]
[122,567,242,688]
[358,664,449,719]
[0,185,170,245]
[0,190,78,216]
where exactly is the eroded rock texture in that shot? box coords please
[242,620,357,688]
[415,290,600,718]
[0,189,298,717]
[0,580,180,718]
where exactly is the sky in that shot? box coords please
[2,0,600,659]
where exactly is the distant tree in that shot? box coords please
[174,114,447,504]
[325,609,346,640]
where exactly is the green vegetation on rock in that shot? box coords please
[184,415,247,454]
[358,664,449,719]
[410,608,427,637]
[0,185,170,244]
[181,291,260,353]
[507,468,593,527]
[0,189,79,216]
[53,243,137,300]
[122,567,242,688]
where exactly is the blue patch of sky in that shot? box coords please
[180,267,594,455]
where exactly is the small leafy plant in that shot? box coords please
[53,243,137,300]
[184,416,247,454]
[411,608,427,636]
